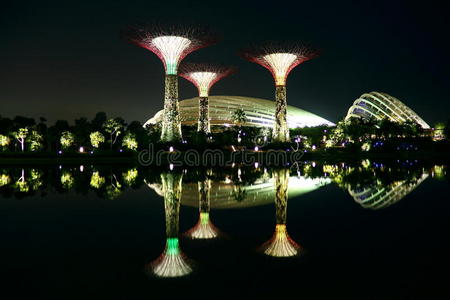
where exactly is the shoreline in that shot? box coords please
[0,150,449,165]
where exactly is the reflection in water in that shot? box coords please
[261,169,301,257]
[148,173,193,278]
[348,173,429,210]
[185,178,221,239]
[160,174,331,209]
[90,171,105,189]
[61,171,74,189]
[0,161,445,281]
[123,168,138,186]
[0,172,11,187]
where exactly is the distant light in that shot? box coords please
[312,145,316,150]
[169,146,174,152]
[254,146,259,151]
[119,149,123,152]
[58,150,62,155]
[169,164,174,171]
[79,146,84,153]
[80,165,84,172]
[254,162,259,168]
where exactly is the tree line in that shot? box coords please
[0,113,149,153]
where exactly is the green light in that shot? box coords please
[166,62,177,75]
[200,212,210,225]
[166,238,180,255]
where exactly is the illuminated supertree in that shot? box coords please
[240,43,319,142]
[148,172,193,278]
[179,63,236,134]
[260,169,301,257]
[123,24,218,142]
[184,179,221,239]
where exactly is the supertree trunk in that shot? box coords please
[161,75,182,143]
[198,179,211,213]
[274,168,289,225]
[260,168,300,257]
[161,172,183,238]
[273,85,290,143]
[197,97,210,134]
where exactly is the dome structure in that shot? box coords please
[348,173,428,210]
[144,95,334,128]
[148,175,331,209]
[345,91,430,129]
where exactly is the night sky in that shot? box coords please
[1,0,449,125]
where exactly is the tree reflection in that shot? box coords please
[260,169,301,258]
[185,177,222,240]
[148,172,193,278]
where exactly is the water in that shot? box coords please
[0,161,449,299]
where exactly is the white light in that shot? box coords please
[263,53,298,85]
[312,145,316,150]
[169,164,174,171]
[187,72,217,97]
[169,146,174,152]
[80,165,84,172]
[254,162,259,168]
[254,146,259,151]
[152,36,191,74]
[79,146,84,153]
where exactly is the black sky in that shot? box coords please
[1,0,449,125]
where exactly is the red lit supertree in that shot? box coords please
[240,43,319,142]
[179,63,236,134]
[123,23,219,142]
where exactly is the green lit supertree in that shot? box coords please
[148,172,192,278]
[260,168,301,257]
[184,179,222,239]
[240,43,319,142]
[123,24,219,142]
[179,63,236,134]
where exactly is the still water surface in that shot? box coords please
[0,161,449,299]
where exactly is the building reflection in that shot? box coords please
[260,169,301,257]
[149,172,331,209]
[347,172,429,210]
[148,172,193,278]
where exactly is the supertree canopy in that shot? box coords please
[179,63,236,133]
[123,23,219,142]
[260,169,301,257]
[185,179,222,239]
[240,43,319,142]
[148,172,193,278]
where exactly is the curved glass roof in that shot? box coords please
[347,173,428,209]
[345,91,430,129]
[145,95,335,128]
[148,175,331,209]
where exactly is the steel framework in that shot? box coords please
[240,43,319,142]
[123,23,219,142]
[179,63,236,133]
